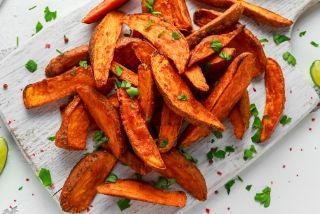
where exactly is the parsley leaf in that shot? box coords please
[180,148,198,164]
[25,59,38,73]
[158,30,165,38]
[252,116,263,130]
[219,51,232,61]
[117,199,131,211]
[280,115,292,126]
[115,65,124,77]
[106,173,118,183]
[250,104,259,117]
[283,51,296,66]
[210,39,223,52]
[47,136,55,141]
[171,32,180,40]
[145,0,161,15]
[79,60,88,69]
[243,145,257,161]
[246,185,252,191]
[251,129,262,143]
[255,186,271,208]
[213,131,223,139]
[29,5,37,10]
[225,146,235,154]
[177,94,188,101]
[207,146,235,161]
[299,31,306,37]
[159,138,169,148]
[38,168,52,187]
[35,21,43,33]
[154,176,176,189]
[93,130,108,149]
[126,87,139,98]
[56,49,63,55]
[273,34,290,45]
[225,179,235,195]
[237,175,243,182]
[44,7,57,22]
[16,36,19,47]
[144,20,154,30]
[18,186,23,191]
[311,41,319,47]
[259,38,269,43]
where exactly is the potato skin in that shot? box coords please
[184,65,209,92]
[193,9,222,27]
[60,151,117,212]
[110,61,138,86]
[97,179,187,207]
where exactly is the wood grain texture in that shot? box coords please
[0,0,318,213]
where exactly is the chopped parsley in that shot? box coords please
[56,49,63,55]
[47,136,55,141]
[210,39,223,52]
[117,198,131,211]
[44,6,57,22]
[158,30,165,38]
[299,31,306,37]
[25,59,38,73]
[93,130,108,149]
[219,51,232,61]
[38,168,52,187]
[145,0,161,15]
[280,115,292,126]
[159,138,169,148]
[154,176,176,189]
[246,184,252,191]
[213,131,223,139]
[311,41,319,47]
[126,87,139,98]
[116,80,131,89]
[237,176,243,182]
[250,104,259,117]
[180,148,198,164]
[171,32,180,40]
[252,116,262,130]
[29,5,37,10]
[177,94,188,101]
[207,146,235,161]
[144,20,155,30]
[79,60,88,69]
[16,36,19,47]
[243,145,257,161]
[259,38,269,43]
[106,173,118,183]
[251,129,262,143]
[283,51,296,66]
[35,21,43,33]
[273,34,290,45]
[250,103,262,143]
[18,186,23,191]
[115,65,124,77]
[255,186,271,208]
[225,179,235,195]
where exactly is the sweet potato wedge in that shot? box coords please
[77,85,127,158]
[239,90,250,129]
[193,9,221,27]
[123,13,190,73]
[107,93,119,109]
[55,96,90,150]
[114,37,142,70]
[156,149,207,201]
[138,64,156,121]
[97,179,186,207]
[158,104,183,153]
[110,61,138,86]
[186,2,243,48]
[179,53,252,147]
[204,47,236,76]
[89,11,123,89]
[82,0,129,24]
[118,151,152,175]
[184,65,209,92]
[229,105,245,140]
[45,45,89,77]
[132,40,156,65]
[118,89,165,169]
[189,25,243,66]
[151,52,224,131]
[23,66,95,109]
[260,58,285,142]
[60,151,117,212]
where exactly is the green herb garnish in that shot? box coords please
[106,173,118,183]
[158,30,165,38]
[259,38,269,43]
[283,51,296,66]
[246,185,252,191]
[29,5,37,10]
[219,51,232,61]
[251,129,262,143]
[44,6,57,22]
[280,115,292,125]
[16,36,19,47]
[159,138,169,148]
[144,20,155,30]
[79,60,88,69]
[38,168,52,187]
[126,87,139,98]
[35,21,43,33]
[243,145,257,161]
[213,131,223,139]
[56,49,63,55]
[255,186,271,208]
[210,39,223,52]
[47,136,55,141]
[177,94,188,101]
[18,186,23,191]
[115,65,124,77]
[250,104,259,117]
[171,32,180,40]
[252,116,263,130]
[311,41,319,47]
[25,59,38,73]
[145,0,161,15]
[180,148,198,164]
[93,130,108,149]
[117,199,131,211]
[273,34,290,45]
[154,176,176,189]
[225,179,235,195]
[299,31,306,37]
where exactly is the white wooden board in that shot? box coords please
[0,0,318,213]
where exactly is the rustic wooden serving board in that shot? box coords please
[0,0,318,213]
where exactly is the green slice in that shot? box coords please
[0,137,8,175]
[310,60,320,87]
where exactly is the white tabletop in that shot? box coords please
[0,1,319,214]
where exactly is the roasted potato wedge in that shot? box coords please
[123,13,190,73]
[138,64,156,122]
[60,151,117,212]
[184,65,209,92]
[23,66,95,109]
[156,149,207,201]
[97,179,186,207]
[158,104,183,153]
[132,40,156,66]
[110,61,138,86]
[55,96,90,150]
[204,47,236,76]
[90,11,123,89]
[77,85,127,158]
[189,25,243,66]
[239,90,250,129]
[114,37,142,70]
[119,151,152,175]
[260,58,285,142]
[194,9,221,27]
[107,93,119,109]
[229,105,245,140]
[187,3,244,48]
[118,89,165,169]
[151,52,224,131]
[45,45,89,77]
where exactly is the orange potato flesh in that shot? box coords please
[132,40,156,65]
[151,52,224,131]
[55,96,90,150]
[138,64,156,122]
[23,66,95,109]
[229,105,245,140]
[45,45,89,77]
[184,65,209,92]
[205,47,236,76]
[239,90,250,129]
[77,85,127,158]
[118,89,166,169]
[97,179,187,207]
[179,53,252,147]
[260,58,285,142]
[118,151,152,175]
[89,11,123,89]
[193,9,222,27]
[60,151,117,213]
[156,149,207,201]
[186,3,244,48]
[123,13,190,73]
[110,61,138,86]
[158,103,183,153]
[107,93,119,109]
[189,25,243,67]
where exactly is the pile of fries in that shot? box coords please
[23,0,289,212]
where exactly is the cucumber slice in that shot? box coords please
[0,137,8,175]
[310,60,320,87]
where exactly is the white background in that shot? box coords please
[0,1,319,213]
